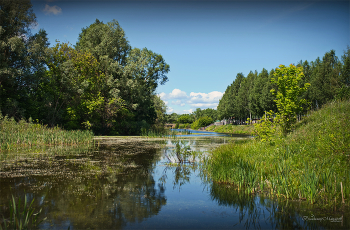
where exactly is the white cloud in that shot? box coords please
[167,107,174,113]
[160,89,188,100]
[159,89,223,113]
[190,103,219,108]
[30,22,39,30]
[169,89,188,99]
[43,4,62,15]
[171,100,185,106]
[188,91,223,104]
[158,92,166,99]
[183,109,193,114]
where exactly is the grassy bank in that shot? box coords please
[206,124,254,135]
[0,116,94,151]
[204,100,350,208]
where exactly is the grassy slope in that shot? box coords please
[204,100,350,208]
[206,124,254,135]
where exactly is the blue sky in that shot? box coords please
[31,0,349,114]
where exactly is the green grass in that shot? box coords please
[203,100,350,208]
[0,116,94,151]
[206,124,254,135]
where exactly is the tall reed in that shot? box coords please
[0,116,94,151]
[203,100,350,208]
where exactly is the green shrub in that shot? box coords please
[191,116,213,130]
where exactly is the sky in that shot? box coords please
[31,0,349,114]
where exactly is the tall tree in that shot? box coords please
[0,0,51,120]
[74,19,169,134]
[338,46,350,99]
[0,0,36,118]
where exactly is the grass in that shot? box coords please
[0,194,46,230]
[206,124,254,135]
[203,100,350,209]
[0,116,94,151]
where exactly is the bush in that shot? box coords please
[191,116,213,130]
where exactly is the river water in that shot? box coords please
[0,131,348,229]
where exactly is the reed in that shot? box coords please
[0,116,94,151]
[0,195,46,230]
[203,100,350,208]
[206,124,254,135]
[140,127,170,137]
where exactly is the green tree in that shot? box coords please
[177,115,191,124]
[0,0,49,119]
[152,95,167,127]
[309,50,341,109]
[75,19,169,134]
[217,73,244,120]
[270,64,310,135]
[191,116,213,130]
[338,46,350,99]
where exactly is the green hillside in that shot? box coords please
[204,100,350,208]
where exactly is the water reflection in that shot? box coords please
[0,140,167,229]
[210,182,348,229]
[1,137,349,229]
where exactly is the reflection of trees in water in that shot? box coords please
[0,141,167,230]
[210,182,349,229]
[159,165,195,191]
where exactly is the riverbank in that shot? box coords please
[205,124,254,135]
[203,100,350,209]
[0,116,93,151]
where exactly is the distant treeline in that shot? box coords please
[0,0,168,135]
[217,48,350,120]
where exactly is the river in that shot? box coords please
[0,131,348,229]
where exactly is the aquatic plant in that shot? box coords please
[204,100,350,208]
[141,127,170,138]
[0,116,94,151]
[0,195,46,230]
[206,124,254,135]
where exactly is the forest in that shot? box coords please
[217,48,350,121]
[0,0,169,135]
[1,0,350,136]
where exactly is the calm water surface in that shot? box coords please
[0,132,348,229]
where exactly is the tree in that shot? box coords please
[177,115,191,124]
[152,95,167,127]
[251,68,268,117]
[270,64,310,135]
[0,0,39,118]
[217,73,244,120]
[75,19,169,134]
[193,108,203,120]
[191,116,213,130]
[338,46,350,99]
